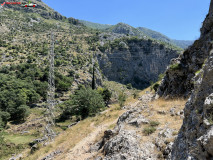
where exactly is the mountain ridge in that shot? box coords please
[80,20,194,49]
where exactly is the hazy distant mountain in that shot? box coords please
[171,40,194,49]
[137,27,194,49]
[137,27,171,43]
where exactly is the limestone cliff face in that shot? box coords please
[98,38,179,89]
[171,49,213,160]
[169,1,213,159]
[157,0,213,98]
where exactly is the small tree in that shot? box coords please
[118,92,127,108]
[97,87,112,106]
[102,88,112,106]
[0,112,10,128]
[61,87,105,120]
[16,105,30,121]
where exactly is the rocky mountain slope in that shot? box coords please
[137,27,194,49]
[79,20,113,30]
[171,35,213,160]
[0,0,65,20]
[0,0,210,159]
[0,3,182,91]
[80,20,193,49]
[157,0,213,98]
[170,0,213,159]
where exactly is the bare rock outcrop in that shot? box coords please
[98,38,179,89]
[171,48,213,159]
[157,0,213,98]
[92,93,157,160]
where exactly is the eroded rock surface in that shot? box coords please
[170,49,213,159]
[157,0,213,98]
[167,1,213,159]
[92,93,157,160]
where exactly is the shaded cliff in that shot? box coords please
[157,0,213,98]
[97,37,180,89]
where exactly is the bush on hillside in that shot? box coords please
[0,74,37,123]
[0,63,73,126]
[153,83,160,92]
[118,92,127,107]
[143,126,156,135]
[60,87,105,120]
[169,63,181,70]
[97,87,112,106]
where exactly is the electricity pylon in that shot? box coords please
[44,31,56,141]
[92,58,96,90]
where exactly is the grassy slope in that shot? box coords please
[19,86,186,160]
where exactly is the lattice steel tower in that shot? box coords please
[45,32,56,141]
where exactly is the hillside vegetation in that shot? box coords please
[0,0,200,159]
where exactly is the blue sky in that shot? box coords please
[42,0,210,40]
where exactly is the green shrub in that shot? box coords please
[158,73,165,81]
[55,72,73,92]
[143,126,156,135]
[133,91,139,99]
[153,83,160,92]
[16,105,30,121]
[0,74,39,123]
[126,83,132,89]
[150,121,160,127]
[60,87,105,120]
[0,112,10,128]
[118,92,127,108]
[169,63,181,70]
[97,87,112,106]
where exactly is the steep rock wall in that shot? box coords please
[170,1,213,159]
[157,0,213,98]
[171,49,213,159]
[98,39,179,89]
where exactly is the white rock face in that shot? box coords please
[171,49,213,159]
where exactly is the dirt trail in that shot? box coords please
[60,100,142,160]
[63,121,116,160]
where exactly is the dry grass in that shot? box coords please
[21,87,187,160]
[23,103,124,160]
[137,97,187,147]
[148,98,186,130]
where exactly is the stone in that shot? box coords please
[198,127,213,156]
[170,16,213,159]
[95,156,103,160]
[170,108,176,116]
[68,121,80,128]
[103,130,156,160]
[128,115,149,127]
[9,154,23,160]
[157,110,167,115]
[41,149,63,160]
